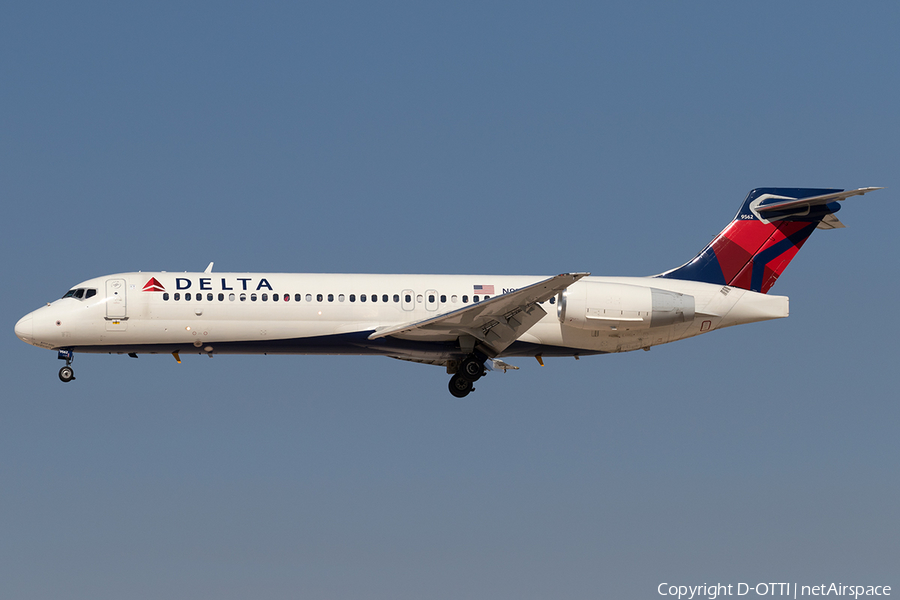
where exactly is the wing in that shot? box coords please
[368,272,589,356]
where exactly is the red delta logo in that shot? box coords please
[142,277,166,292]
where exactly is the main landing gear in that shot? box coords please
[448,354,486,398]
[448,374,473,398]
[58,349,75,383]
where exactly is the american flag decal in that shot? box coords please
[473,284,494,294]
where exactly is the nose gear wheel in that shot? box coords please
[59,366,75,382]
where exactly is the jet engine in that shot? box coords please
[558,281,695,331]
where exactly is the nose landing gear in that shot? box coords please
[59,366,75,382]
[58,349,75,383]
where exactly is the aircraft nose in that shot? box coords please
[15,313,33,343]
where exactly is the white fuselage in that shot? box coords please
[15,272,789,361]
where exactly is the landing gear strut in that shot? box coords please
[447,353,486,397]
[58,349,75,382]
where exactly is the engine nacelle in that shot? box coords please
[557,281,695,331]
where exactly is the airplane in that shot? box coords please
[15,187,881,397]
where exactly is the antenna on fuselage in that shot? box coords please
[204,262,214,273]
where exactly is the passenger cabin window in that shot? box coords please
[393,294,399,303]
[207,293,214,301]
[251,293,257,301]
[371,294,377,303]
[295,294,302,302]
[473,295,479,302]
[338,294,345,302]
[350,294,356,302]
[440,295,446,303]
[229,293,235,301]
[218,293,224,301]
[405,294,411,303]
[306,294,312,302]
[174,293,181,301]
[361,294,367,302]
[262,293,268,301]
[428,294,435,303]
[328,294,334,302]
[462,295,469,303]
[185,293,191,301]
[240,293,246,301]
[163,293,170,301]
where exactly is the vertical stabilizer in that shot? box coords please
[656,187,880,293]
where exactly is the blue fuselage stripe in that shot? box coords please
[65,330,605,359]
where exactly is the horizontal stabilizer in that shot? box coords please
[755,187,882,215]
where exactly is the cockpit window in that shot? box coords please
[62,287,97,300]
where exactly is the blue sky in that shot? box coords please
[2,2,898,598]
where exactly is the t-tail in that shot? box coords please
[657,187,882,293]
